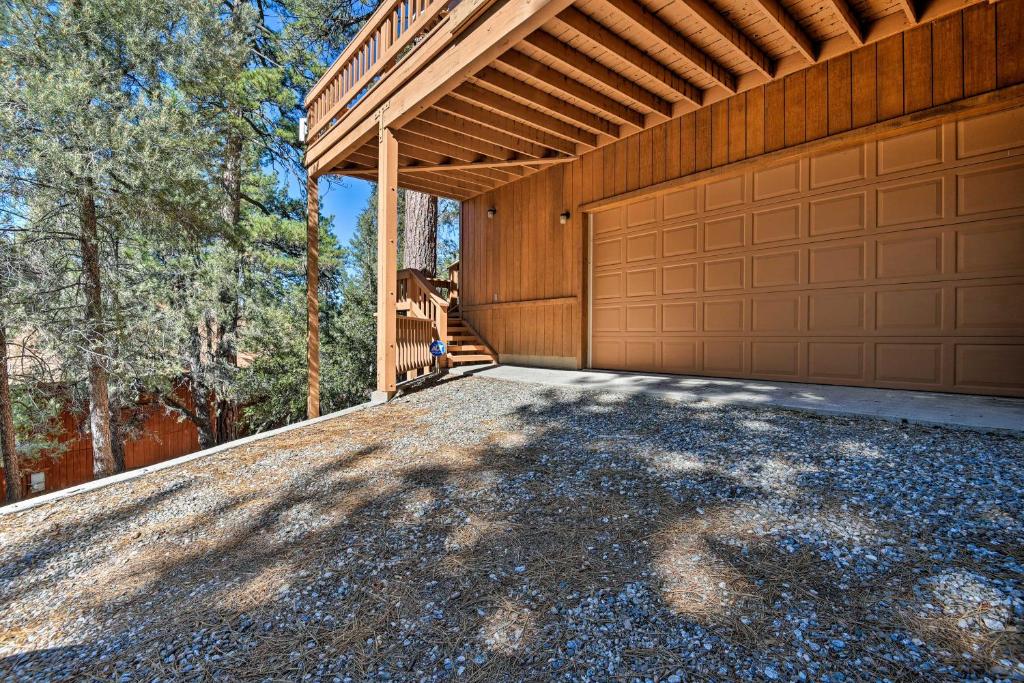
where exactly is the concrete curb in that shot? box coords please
[0,401,375,517]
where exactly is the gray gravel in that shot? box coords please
[1,375,1022,682]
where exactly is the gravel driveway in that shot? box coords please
[1,375,1022,682]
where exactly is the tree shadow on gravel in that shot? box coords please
[2,379,1022,681]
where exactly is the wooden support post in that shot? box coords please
[306,173,321,419]
[375,118,399,400]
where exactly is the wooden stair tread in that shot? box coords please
[449,344,488,352]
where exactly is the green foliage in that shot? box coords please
[0,0,462,461]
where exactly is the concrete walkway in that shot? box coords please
[452,364,1024,434]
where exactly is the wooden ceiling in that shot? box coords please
[333,0,972,200]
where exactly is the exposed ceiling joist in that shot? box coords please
[496,50,645,128]
[416,108,552,159]
[826,0,866,44]
[673,0,774,77]
[523,30,675,117]
[471,69,621,137]
[387,158,574,174]
[433,95,579,155]
[554,7,709,101]
[598,0,738,90]
[749,0,817,63]
[403,118,522,162]
[453,83,600,147]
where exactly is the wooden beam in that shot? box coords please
[475,67,621,136]
[351,139,526,183]
[306,173,320,419]
[416,107,551,158]
[349,150,506,192]
[895,0,918,23]
[307,0,577,175]
[750,0,817,63]
[672,0,774,77]
[555,7,712,99]
[453,82,600,147]
[496,50,645,127]
[826,0,865,44]
[523,30,676,116]
[433,95,579,154]
[395,157,574,173]
[597,0,739,90]
[403,118,522,161]
[375,123,398,399]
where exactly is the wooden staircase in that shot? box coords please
[395,263,496,375]
[444,309,497,367]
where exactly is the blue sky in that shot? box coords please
[284,171,374,245]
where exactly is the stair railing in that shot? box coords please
[396,268,450,373]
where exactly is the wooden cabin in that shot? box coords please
[303,0,1024,412]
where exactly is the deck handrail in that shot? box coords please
[397,268,450,371]
[305,0,452,143]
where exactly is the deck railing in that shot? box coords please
[305,0,453,144]
[396,268,450,375]
[396,316,436,375]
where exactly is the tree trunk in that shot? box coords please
[0,325,21,504]
[109,396,126,474]
[403,191,438,276]
[79,182,116,478]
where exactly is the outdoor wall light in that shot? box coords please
[487,207,497,219]
[559,211,571,225]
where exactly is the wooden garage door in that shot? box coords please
[589,105,1024,396]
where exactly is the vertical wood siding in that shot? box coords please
[460,1,1024,368]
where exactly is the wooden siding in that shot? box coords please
[1,390,204,501]
[460,1,1024,368]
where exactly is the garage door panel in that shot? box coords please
[662,263,698,294]
[703,299,745,333]
[626,231,659,262]
[705,175,745,211]
[752,341,801,377]
[626,197,658,227]
[663,187,698,219]
[808,291,867,333]
[704,340,745,374]
[875,343,944,386]
[663,224,698,256]
[703,214,746,251]
[957,108,1024,159]
[877,177,945,227]
[808,342,866,380]
[752,250,801,288]
[955,220,1024,274]
[753,204,802,244]
[957,161,1024,216]
[663,341,699,373]
[955,344,1024,390]
[662,302,698,332]
[877,126,945,175]
[704,257,745,291]
[754,159,802,200]
[809,191,868,237]
[876,287,945,333]
[955,282,1024,332]
[808,243,866,284]
[810,145,867,189]
[590,104,1024,396]
[625,268,658,297]
[752,296,801,332]
[593,272,623,300]
[875,230,944,279]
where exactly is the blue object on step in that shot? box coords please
[430,340,446,357]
